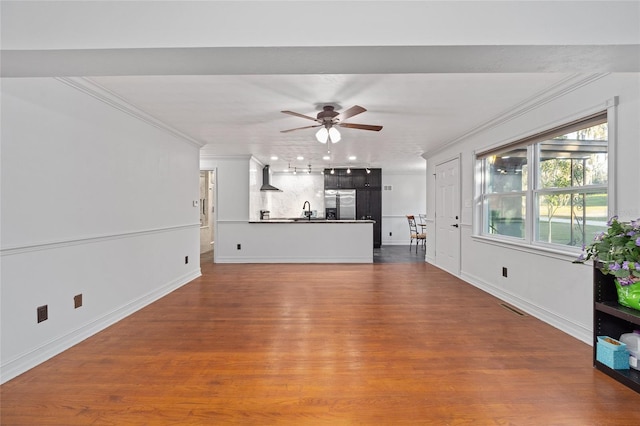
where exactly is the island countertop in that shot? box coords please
[218,219,374,263]
[249,219,375,223]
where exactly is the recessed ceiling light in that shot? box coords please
[271,156,278,160]
[297,156,304,160]
[348,156,357,161]
[323,155,330,160]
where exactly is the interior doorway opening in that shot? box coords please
[199,170,215,263]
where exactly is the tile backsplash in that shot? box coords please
[266,173,325,219]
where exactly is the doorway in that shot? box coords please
[199,170,215,263]
[435,157,461,275]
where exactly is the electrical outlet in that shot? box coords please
[502,267,508,278]
[185,255,189,264]
[237,243,241,250]
[37,305,48,323]
[74,294,83,309]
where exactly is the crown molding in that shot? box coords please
[55,77,206,149]
[199,154,252,161]
[422,73,609,159]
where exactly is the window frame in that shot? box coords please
[473,99,617,256]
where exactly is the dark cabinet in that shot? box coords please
[352,169,367,189]
[356,189,382,248]
[351,168,381,190]
[367,169,382,189]
[324,168,352,189]
[593,263,640,393]
[325,168,381,190]
[324,171,339,189]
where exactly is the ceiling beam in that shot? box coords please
[3,45,640,78]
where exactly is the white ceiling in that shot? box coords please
[89,73,575,172]
[3,1,639,173]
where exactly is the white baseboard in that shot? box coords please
[460,271,592,345]
[1,270,201,384]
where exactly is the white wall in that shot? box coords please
[423,73,640,344]
[0,78,201,383]
[200,155,251,261]
[382,173,427,245]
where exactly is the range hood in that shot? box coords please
[260,165,281,191]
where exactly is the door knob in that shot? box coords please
[451,224,459,228]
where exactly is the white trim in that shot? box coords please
[55,77,205,148]
[473,97,616,250]
[460,271,591,345]
[423,73,609,159]
[471,234,582,263]
[473,97,613,157]
[1,224,200,256]
[606,97,618,217]
[199,154,253,161]
[0,269,201,384]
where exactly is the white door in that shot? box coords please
[435,158,461,275]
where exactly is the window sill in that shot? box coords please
[471,234,584,262]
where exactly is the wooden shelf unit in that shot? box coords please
[593,264,640,393]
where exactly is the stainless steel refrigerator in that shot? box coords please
[324,189,356,220]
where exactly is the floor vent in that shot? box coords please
[500,303,526,316]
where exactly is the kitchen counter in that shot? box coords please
[250,219,375,223]
[216,219,374,263]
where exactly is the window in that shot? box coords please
[477,113,608,250]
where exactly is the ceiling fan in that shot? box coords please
[280,105,383,143]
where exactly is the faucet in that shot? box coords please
[302,201,311,221]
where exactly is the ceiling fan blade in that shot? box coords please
[336,105,366,121]
[338,122,383,131]
[280,124,322,133]
[281,110,319,122]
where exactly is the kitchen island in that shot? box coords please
[216,219,374,263]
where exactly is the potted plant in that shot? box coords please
[576,216,640,311]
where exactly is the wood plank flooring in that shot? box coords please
[2,262,640,425]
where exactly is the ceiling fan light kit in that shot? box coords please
[315,127,341,144]
[281,105,382,144]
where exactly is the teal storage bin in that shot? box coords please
[597,336,630,370]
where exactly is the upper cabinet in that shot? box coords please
[325,168,381,190]
[324,168,351,188]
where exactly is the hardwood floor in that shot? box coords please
[2,262,639,424]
